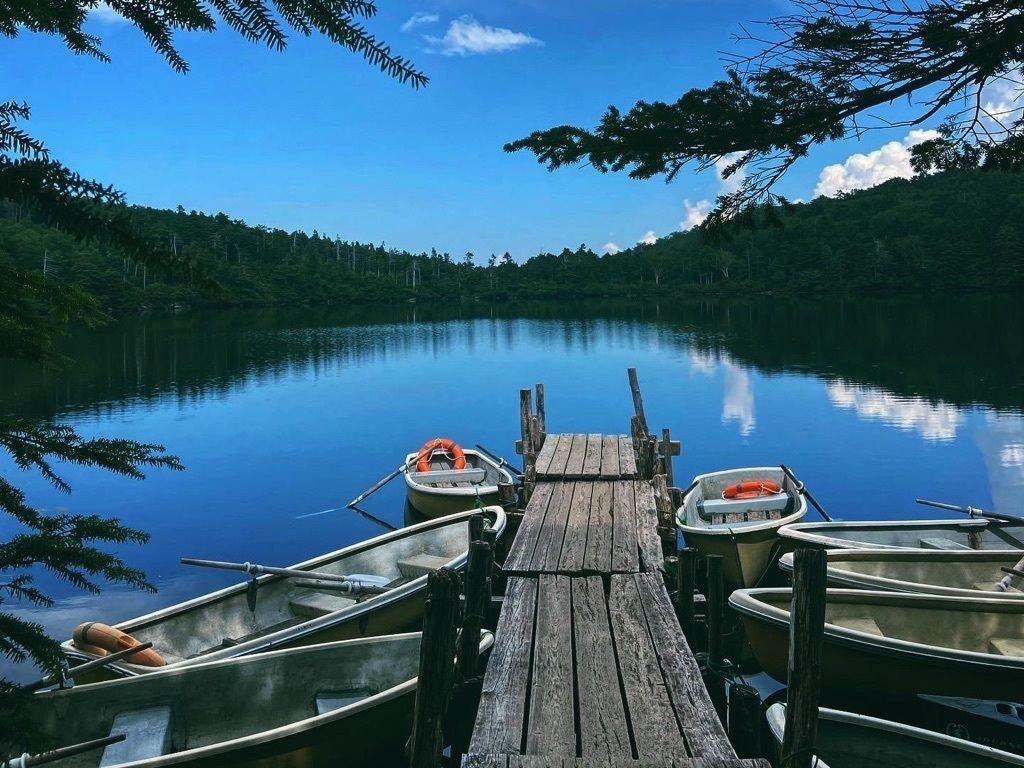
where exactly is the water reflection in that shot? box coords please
[722,360,756,437]
[826,381,966,441]
[978,414,1024,514]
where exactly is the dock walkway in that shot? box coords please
[465,432,768,768]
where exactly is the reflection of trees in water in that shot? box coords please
[3,296,1022,420]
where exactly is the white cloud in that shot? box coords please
[637,230,657,245]
[680,199,711,231]
[89,3,129,23]
[602,242,622,254]
[814,129,940,198]
[981,72,1023,130]
[401,12,439,32]
[715,152,747,194]
[424,16,542,56]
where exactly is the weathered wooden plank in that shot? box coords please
[582,433,603,478]
[611,480,640,573]
[634,481,664,573]
[557,482,593,573]
[534,434,560,477]
[564,434,588,478]
[582,481,614,573]
[542,434,574,479]
[461,755,508,768]
[608,574,686,760]
[600,435,620,478]
[470,577,538,755]
[572,577,632,759]
[507,757,567,768]
[532,482,573,572]
[526,575,576,755]
[633,573,736,759]
[617,435,637,478]
[504,483,556,573]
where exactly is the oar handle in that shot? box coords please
[916,499,1024,525]
[1000,566,1024,579]
[25,642,156,692]
[293,578,388,596]
[7,734,125,767]
[180,558,354,584]
[780,464,833,522]
[475,444,524,476]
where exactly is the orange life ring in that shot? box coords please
[722,480,783,500]
[72,622,166,667]
[416,438,467,473]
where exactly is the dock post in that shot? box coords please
[676,547,696,643]
[409,568,459,768]
[661,427,677,488]
[782,547,827,768]
[456,540,491,682]
[534,382,546,446]
[652,474,677,556]
[627,367,649,436]
[704,554,727,724]
[468,513,485,543]
[497,481,516,507]
[519,389,537,502]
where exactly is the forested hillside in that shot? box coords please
[1,168,1020,313]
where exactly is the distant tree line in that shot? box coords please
[0,168,1021,314]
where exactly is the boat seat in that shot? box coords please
[988,637,1024,657]
[919,537,972,550]
[397,553,451,579]
[315,688,374,715]
[709,509,784,524]
[288,591,357,620]
[837,617,885,636]
[100,707,172,767]
[408,468,487,486]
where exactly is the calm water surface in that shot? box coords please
[2,297,1022,678]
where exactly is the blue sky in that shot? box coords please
[4,1,943,261]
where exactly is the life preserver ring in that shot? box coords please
[416,438,467,473]
[722,480,783,500]
[72,622,166,667]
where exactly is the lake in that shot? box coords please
[2,296,1023,679]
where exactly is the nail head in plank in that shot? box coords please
[470,577,538,755]
[633,482,664,573]
[558,482,593,573]
[608,574,687,760]
[633,573,736,758]
[572,577,632,759]
[504,483,556,573]
[600,435,620,478]
[564,434,588,478]
[582,434,603,478]
[610,481,640,573]
[526,575,576,755]
[617,436,637,478]
[582,481,614,573]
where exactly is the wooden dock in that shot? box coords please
[464,418,769,767]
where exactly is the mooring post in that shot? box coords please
[704,554,727,724]
[627,367,649,436]
[519,388,534,458]
[409,568,460,768]
[497,481,516,507]
[468,513,485,543]
[676,547,696,642]
[534,382,546,445]
[782,547,827,768]
[652,474,677,556]
[661,427,677,488]
[456,540,492,683]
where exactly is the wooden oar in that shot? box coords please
[181,557,358,585]
[5,734,125,767]
[23,642,155,693]
[780,464,833,522]
[474,443,524,476]
[915,498,1024,525]
[345,463,406,509]
[994,557,1024,592]
[293,578,388,596]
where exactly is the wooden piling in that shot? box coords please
[534,382,546,442]
[627,367,649,436]
[457,540,492,683]
[661,427,676,488]
[469,513,485,543]
[519,389,534,460]
[782,547,827,768]
[652,474,678,555]
[676,547,696,642]
[497,481,516,506]
[409,568,460,768]
[704,554,727,724]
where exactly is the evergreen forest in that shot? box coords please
[2,168,1021,314]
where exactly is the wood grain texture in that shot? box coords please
[600,435,620,478]
[558,482,593,573]
[470,577,537,755]
[564,434,588,478]
[461,756,508,768]
[526,575,576,755]
[617,436,638,478]
[572,577,632,760]
[582,481,614,573]
[633,573,735,759]
[607,574,686,760]
[633,482,664,573]
[610,481,640,573]
[532,482,573,572]
[504,483,556,573]
[534,435,559,477]
[582,434,603,478]
[537,435,574,479]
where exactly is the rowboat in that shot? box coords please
[26,631,493,768]
[765,703,1024,767]
[404,441,515,519]
[729,588,1024,699]
[61,507,506,679]
[675,466,807,588]
[778,518,1024,551]
[778,549,1024,598]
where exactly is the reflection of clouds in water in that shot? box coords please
[978,413,1024,514]
[722,359,755,436]
[826,381,965,441]
[689,350,716,377]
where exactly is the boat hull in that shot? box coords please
[403,448,514,519]
[405,484,501,519]
[677,525,789,590]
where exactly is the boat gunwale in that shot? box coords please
[729,587,1024,670]
[402,449,514,499]
[778,518,994,550]
[778,548,1024,599]
[764,702,1024,766]
[676,466,808,536]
